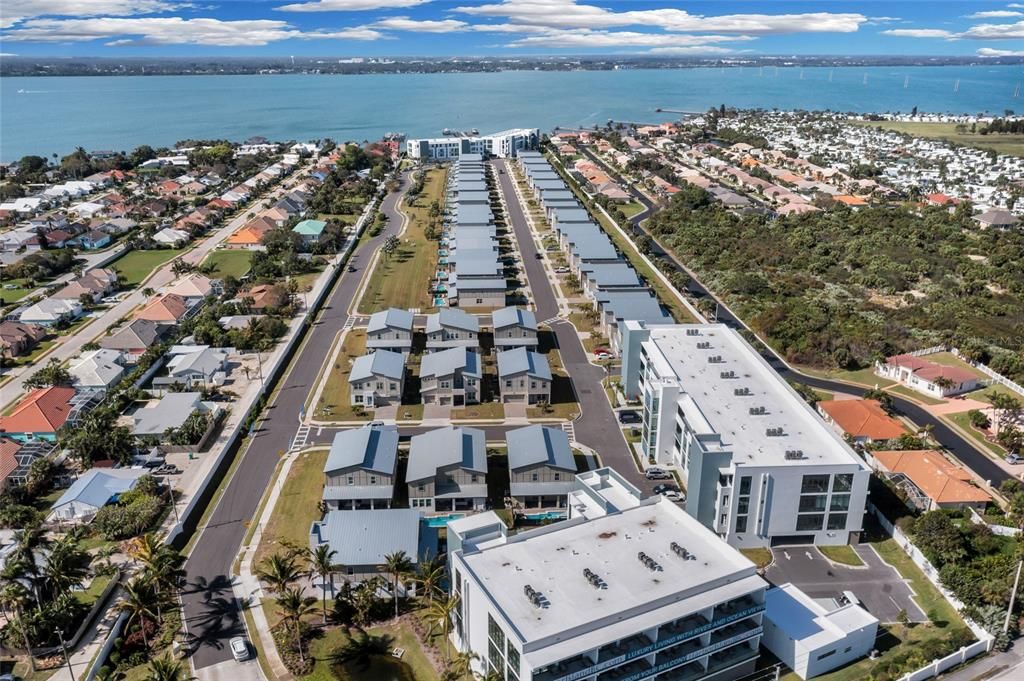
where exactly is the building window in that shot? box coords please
[796,514,824,531]
[739,476,752,495]
[798,495,828,513]
[532,473,538,481]
[833,473,854,492]
[737,498,750,514]
[347,476,353,485]
[827,513,847,530]
[817,650,836,661]
[830,494,851,511]
[553,473,560,481]
[370,476,377,485]
[506,380,513,388]
[801,475,830,494]
[735,516,748,533]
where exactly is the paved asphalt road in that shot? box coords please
[493,159,656,494]
[576,146,1011,488]
[181,172,411,669]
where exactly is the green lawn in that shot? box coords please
[945,411,1007,457]
[545,152,696,324]
[963,384,1024,406]
[299,622,439,681]
[111,248,185,286]
[849,120,1024,158]
[740,548,773,569]
[254,448,328,568]
[818,545,864,566]
[620,200,646,218]
[359,167,446,313]
[452,402,506,421]
[314,330,372,422]
[871,539,962,626]
[202,249,253,279]
[885,384,946,406]
[0,277,37,305]
[798,365,895,389]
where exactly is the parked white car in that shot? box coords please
[230,637,250,662]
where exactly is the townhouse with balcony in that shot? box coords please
[407,426,488,512]
[496,348,552,404]
[420,347,482,406]
[447,466,768,681]
[366,307,415,356]
[492,306,539,351]
[506,425,577,509]
[348,349,406,408]
[620,323,870,549]
[425,309,480,353]
[322,424,398,510]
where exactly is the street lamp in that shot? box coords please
[55,628,73,679]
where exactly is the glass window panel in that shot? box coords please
[738,498,750,514]
[801,475,830,494]
[827,513,848,530]
[735,516,748,533]
[833,474,854,492]
[799,495,827,513]
[796,514,824,531]
[830,494,851,511]
[739,476,752,495]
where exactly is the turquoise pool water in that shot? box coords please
[523,511,567,521]
[432,297,446,307]
[423,513,466,528]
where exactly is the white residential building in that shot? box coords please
[407,128,540,159]
[447,467,768,681]
[620,323,869,549]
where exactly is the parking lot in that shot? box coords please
[765,544,927,623]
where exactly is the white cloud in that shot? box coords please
[506,30,751,49]
[977,47,1024,56]
[275,0,430,12]
[1,16,384,45]
[370,16,467,32]
[0,0,180,28]
[454,1,866,34]
[880,28,956,38]
[961,20,1024,39]
[0,52,17,56]
[966,10,1023,18]
[647,45,738,55]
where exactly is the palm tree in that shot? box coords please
[256,551,303,595]
[117,578,159,649]
[43,536,89,598]
[277,587,317,664]
[308,544,338,624]
[384,550,414,618]
[147,653,194,681]
[130,534,184,620]
[427,594,460,658]
[416,554,446,603]
[0,582,36,671]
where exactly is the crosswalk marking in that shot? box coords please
[342,316,356,330]
[561,421,576,441]
[290,425,311,452]
[541,316,561,326]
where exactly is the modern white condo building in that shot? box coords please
[620,323,869,549]
[447,467,768,681]
[407,128,540,159]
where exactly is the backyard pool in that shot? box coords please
[523,511,568,522]
[423,513,467,528]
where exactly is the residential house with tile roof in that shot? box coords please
[0,322,47,358]
[99,319,172,360]
[0,386,78,441]
[871,449,990,512]
[817,399,907,445]
[134,293,189,324]
[876,354,981,398]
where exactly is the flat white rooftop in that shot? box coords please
[646,324,863,469]
[766,583,877,649]
[460,497,759,646]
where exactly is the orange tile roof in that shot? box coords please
[227,220,274,246]
[873,449,990,504]
[834,195,868,207]
[0,386,76,435]
[885,354,978,384]
[134,293,188,322]
[0,437,20,481]
[819,399,907,440]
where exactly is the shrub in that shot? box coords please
[93,493,163,540]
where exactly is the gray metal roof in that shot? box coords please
[580,263,643,288]
[350,349,405,382]
[310,509,424,566]
[133,392,204,435]
[453,180,487,193]
[322,485,394,501]
[419,347,481,379]
[367,308,414,334]
[556,222,601,240]
[596,291,672,325]
[544,198,582,210]
[496,347,552,380]
[540,189,576,202]
[455,204,494,226]
[449,276,506,291]
[571,237,619,261]
[454,256,503,278]
[492,307,537,332]
[551,207,594,224]
[507,425,577,471]
[510,480,576,497]
[452,236,496,251]
[324,424,398,475]
[51,468,147,513]
[425,308,479,334]
[407,426,487,482]
[99,319,168,351]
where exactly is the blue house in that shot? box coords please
[78,230,112,250]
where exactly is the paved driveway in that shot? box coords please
[765,545,927,623]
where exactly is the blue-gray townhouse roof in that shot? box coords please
[407,426,487,482]
[419,347,481,379]
[453,180,488,193]
[456,204,494,226]
[450,276,506,292]
[367,308,414,334]
[426,308,479,333]
[324,424,398,476]
[496,347,552,381]
[492,306,537,332]
[310,509,428,567]
[506,425,577,471]
[596,290,672,325]
[50,468,148,513]
[540,189,576,203]
[454,256,503,278]
[533,179,568,192]
[580,263,643,289]
[350,349,405,382]
[551,207,594,225]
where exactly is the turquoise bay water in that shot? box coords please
[2,65,1022,160]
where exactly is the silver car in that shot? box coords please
[230,637,250,662]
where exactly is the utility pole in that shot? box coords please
[1004,558,1023,633]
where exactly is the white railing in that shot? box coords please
[949,348,1024,398]
[968,506,1021,537]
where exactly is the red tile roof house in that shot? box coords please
[0,386,77,442]
[0,438,21,492]
[876,354,981,399]
[0,321,47,357]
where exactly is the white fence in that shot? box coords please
[911,345,1024,399]
[868,504,995,681]
[968,506,1022,537]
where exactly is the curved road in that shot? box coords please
[575,145,1010,487]
[180,172,413,670]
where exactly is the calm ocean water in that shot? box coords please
[2,65,1022,161]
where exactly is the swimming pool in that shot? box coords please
[523,511,567,522]
[423,513,467,528]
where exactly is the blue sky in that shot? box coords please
[1,1,1023,58]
